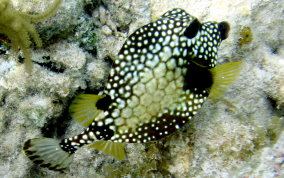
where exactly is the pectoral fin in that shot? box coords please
[209,61,243,99]
[69,94,105,127]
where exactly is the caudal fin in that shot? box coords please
[23,138,74,172]
[209,61,243,99]
[88,140,126,160]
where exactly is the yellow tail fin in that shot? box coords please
[209,61,243,99]
[88,140,126,160]
[69,94,105,127]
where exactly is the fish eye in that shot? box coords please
[184,19,201,39]
[218,21,230,40]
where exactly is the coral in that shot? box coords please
[0,0,283,177]
[102,143,168,177]
[0,0,62,73]
[73,16,99,53]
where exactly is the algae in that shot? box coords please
[0,0,63,73]
[238,26,253,47]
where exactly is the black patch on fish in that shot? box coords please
[54,168,65,173]
[40,163,52,168]
[90,125,114,140]
[34,160,44,164]
[184,19,200,39]
[96,95,112,111]
[29,155,40,160]
[218,22,230,40]
[59,141,77,154]
[23,140,32,150]
[183,62,213,91]
[50,165,61,170]
[25,150,36,155]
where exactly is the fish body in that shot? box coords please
[23,8,241,171]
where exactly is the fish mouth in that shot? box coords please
[190,56,214,69]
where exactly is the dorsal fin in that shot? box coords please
[69,94,105,127]
[209,61,243,99]
[88,140,126,160]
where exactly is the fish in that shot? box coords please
[23,8,242,171]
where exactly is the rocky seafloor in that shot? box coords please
[0,0,283,177]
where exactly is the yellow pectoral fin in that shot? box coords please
[69,94,105,127]
[88,140,126,160]
[209,61,243,99]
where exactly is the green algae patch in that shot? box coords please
[253,116,284,148]
[238,26,253,47]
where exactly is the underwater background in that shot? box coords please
[0,0,283,177]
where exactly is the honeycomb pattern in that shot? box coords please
[64,8,228,145]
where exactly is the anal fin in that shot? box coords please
[88,140,126,160]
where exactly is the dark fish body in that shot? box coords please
[23,8,241,171]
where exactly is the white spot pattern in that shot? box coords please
[63,8,227,148]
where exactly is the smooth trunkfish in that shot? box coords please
[23,8,242,171]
